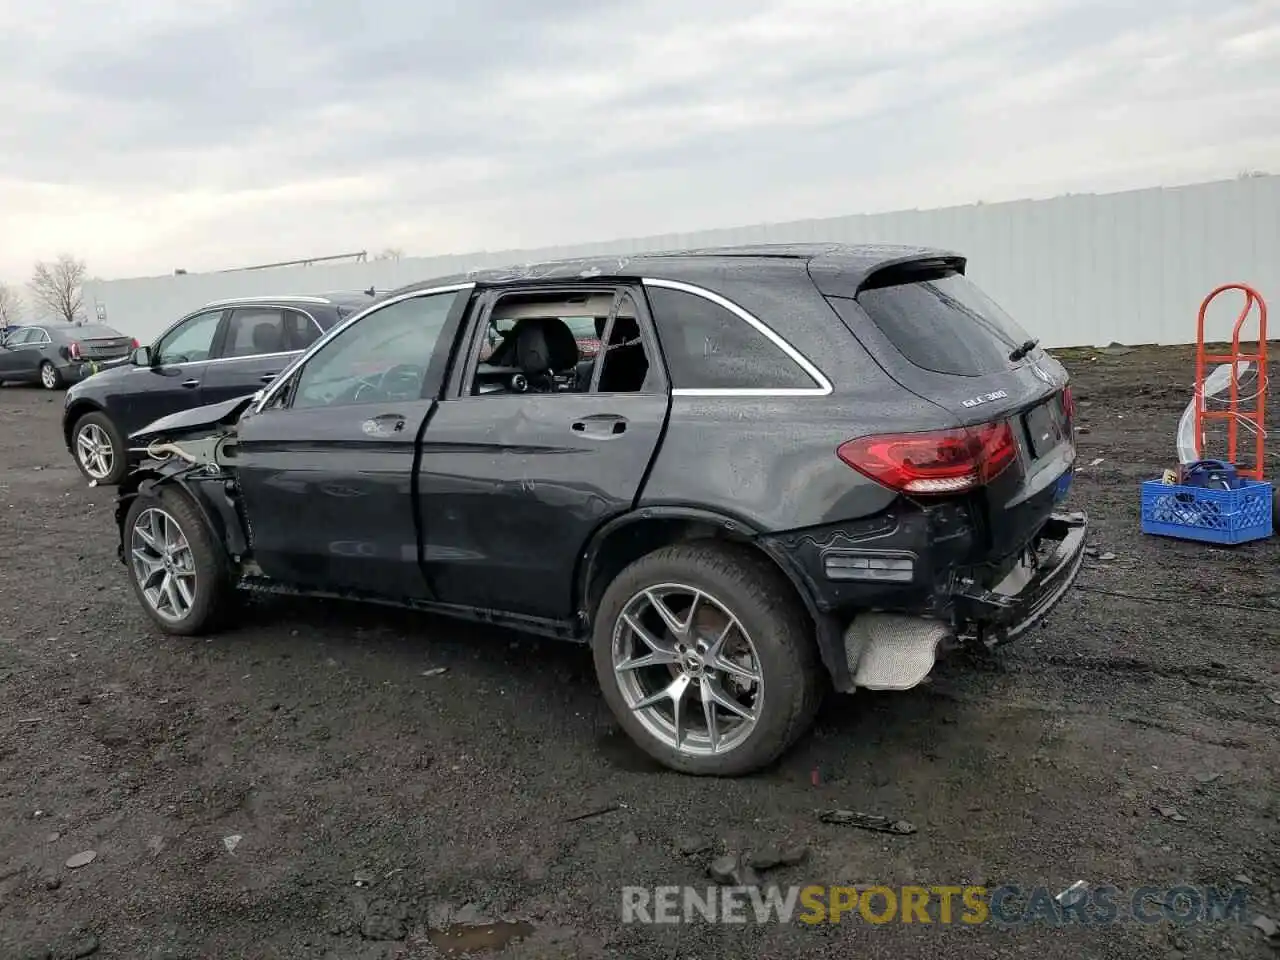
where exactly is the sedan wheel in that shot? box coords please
[130,507,199,624]
[40,361,60,390]
[612,583,763,757]
[75,422,115,481]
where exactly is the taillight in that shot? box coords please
[837,421,1017,494]
[130,338,140,349]
[68,341,81,359]
[1061,386,1075,428]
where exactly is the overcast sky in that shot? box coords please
[0,0,1276,283]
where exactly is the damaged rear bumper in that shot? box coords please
[779,510,1088,693]
[952,511,1089,647]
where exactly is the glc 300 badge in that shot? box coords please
[961,389,1009,408]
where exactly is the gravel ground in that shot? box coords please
[1,345,1278,960]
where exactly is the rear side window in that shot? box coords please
[645,286,816,390]
[284,309,323,350]
[835,270,1033,377]
[223,308,287,358]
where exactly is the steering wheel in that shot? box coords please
[351,363,425,403]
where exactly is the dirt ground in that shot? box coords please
[1,345,1277,960]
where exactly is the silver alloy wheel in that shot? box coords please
[40,363,57,389]
[130,507,198,623]
[75,423,114,480]
[611,582,764,756]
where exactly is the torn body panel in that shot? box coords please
[761,500,1088,692]
[115,414,251,571]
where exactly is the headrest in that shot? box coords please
[514,317,579,374]
[251,322,283,353]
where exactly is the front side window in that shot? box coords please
[222,308,287,359]
[154,311,223,365]
[644,286,817,390]
[291,291,459,409]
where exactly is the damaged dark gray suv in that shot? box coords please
[114,243,1086,776]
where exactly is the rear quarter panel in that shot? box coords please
[638,267,954,532]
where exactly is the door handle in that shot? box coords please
[259,372,279,383]
[571,415,628,438]
[181,379,200,389]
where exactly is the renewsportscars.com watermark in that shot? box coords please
[621,884,1252,927]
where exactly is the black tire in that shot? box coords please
[591,541,825,776]
[123,484,235,636]
[39,361,62,390]
[71,410,128,485]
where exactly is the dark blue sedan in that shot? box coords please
[62,291,375,484]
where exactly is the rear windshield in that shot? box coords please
[838,269,1033,377]
[74,323,126,338]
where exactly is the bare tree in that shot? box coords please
[374,247,404,261]
[29,254,87,325]
[0,282,23,328]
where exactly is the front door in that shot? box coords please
[0,328,39,381]
[119,309,226,435]
[417,286,670,622]
[232,285,473,597]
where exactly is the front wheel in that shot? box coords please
[591,542,825,776]
[39,361,62,390]
[72,411,127,484]
[123,485,234,636]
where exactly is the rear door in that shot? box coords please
[820,261,1075,560]
[417,285,670,621]
[199,306,310,405]
[231,286,473,597]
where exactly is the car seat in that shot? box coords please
[251,322,284,355]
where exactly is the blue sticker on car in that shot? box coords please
[1053,469,1073,502]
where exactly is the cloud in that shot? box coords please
[0,0,1276,280]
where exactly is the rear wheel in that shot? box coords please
[124,485,234,636]
[39,361,61,390]
[592,542,824,776]
[72,411,127,484]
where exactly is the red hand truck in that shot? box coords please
[1193,284,1268,481]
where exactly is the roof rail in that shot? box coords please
[202,295,332,307]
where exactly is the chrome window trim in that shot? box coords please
[640,278,833,397]
[204,295,331,306]
[151,304,322,366]
[252,282,477,413]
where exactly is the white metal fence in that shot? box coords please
[83,174,1280,348]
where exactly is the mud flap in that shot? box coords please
[843,613,953,691]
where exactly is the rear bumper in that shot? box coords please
[951,511,1088,646]
[62,359,127,383]
[761,507,1088,691]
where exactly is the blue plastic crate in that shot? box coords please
[1140,477,1273,545]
